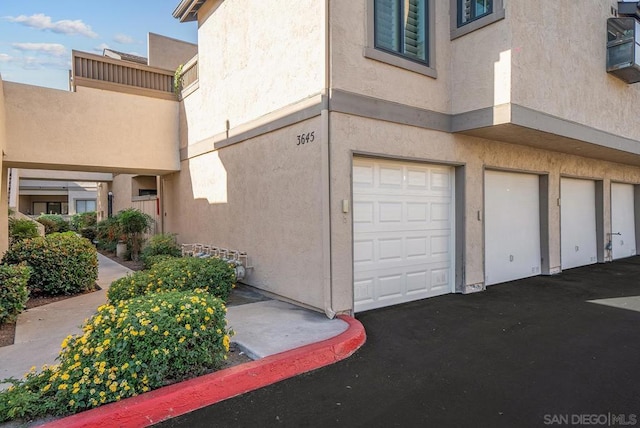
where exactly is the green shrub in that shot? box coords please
[117,209,153,261]
[0,264,31,324]
[70,212,97,231]
[108,257,235,304]
[80,227,97,243]
[2,232,98,295]
[0,290,231,421]
[95,217,121,252]
[8,218,39,245]
[36,215,69,235]
[141,234,181,263]
[142,254,177,270]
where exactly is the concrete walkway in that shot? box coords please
[0,254,348,391]
[0,254,129,390]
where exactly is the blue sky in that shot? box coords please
[0,1,198,90]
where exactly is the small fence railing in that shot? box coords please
[70,50,176,100]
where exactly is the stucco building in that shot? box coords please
[3,1,640,317]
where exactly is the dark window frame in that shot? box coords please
[450,0,505,40]
[365,0,437,78]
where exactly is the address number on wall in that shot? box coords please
[296,132,315,145]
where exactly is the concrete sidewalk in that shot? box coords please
[0,254,348,391]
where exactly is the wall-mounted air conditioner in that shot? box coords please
[607,16,640,83]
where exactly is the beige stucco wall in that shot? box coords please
[450,7,512,114]
[183,0,325,144]
[330,0,451,113]
[164,116,327,309]
[147,32,198,72]
[110,174,134,215]
[3,83,180,175]
[510,0,640,141]
[328,112,640,312]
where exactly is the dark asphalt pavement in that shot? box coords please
[157,258,640,428]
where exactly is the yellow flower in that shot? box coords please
[178,336,185,343]
[83,367,90,375]
[163,331,169,336]
[61,373,70,381]
[223,335,230,352]
[72,387,80,394]
[58,384,68,390]
[109,383,118,392]
[69,399,76,406]
[200,325,206,331]
[206,307,214,314]
[42,384,51,392]
[121,362,129,370]
[73,354,80,361]
[185,324,191,330]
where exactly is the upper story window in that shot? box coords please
[458,0,492,26]
[374,0,428,64]
[450,0,505,39]
[366,0,436,78]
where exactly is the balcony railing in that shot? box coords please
[178,54,199,98]
[70,50,177,101]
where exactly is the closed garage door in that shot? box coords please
[561,178,598,269]
[353,158,454,312]
[611,183,637,260]
[485,170,541,285]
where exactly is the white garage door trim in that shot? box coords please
[352,158,455,312]
[611,182,637,260]
[560,178,598,270]
[485,170,541,286]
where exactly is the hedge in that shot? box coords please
[2,232,98,295]
[0,264,31,324]
[0,289,231,421]
[108,257,235,304]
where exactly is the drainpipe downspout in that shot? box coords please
[322,0,335,319]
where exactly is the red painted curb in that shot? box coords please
[40,315,365,428]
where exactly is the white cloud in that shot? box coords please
[17,55,66,70]
[0,53,13,62]
[94,43,110,53]
[5,13,97,38]
[113,34,134,44]
[12,42,66,57]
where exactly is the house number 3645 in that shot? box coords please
[296,132,315,145]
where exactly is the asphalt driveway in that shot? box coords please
[158,257,640,427]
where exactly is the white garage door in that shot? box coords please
[485,170,541,285]
[353,158,454,312]
[611,183,637,260]
[560,178,598,269]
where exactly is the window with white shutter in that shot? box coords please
[374,0,428,64]
[458,0,492,26]
[450,0,504,39]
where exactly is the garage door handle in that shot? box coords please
[509,255,514,262]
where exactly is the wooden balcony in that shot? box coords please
[70,50,177,101]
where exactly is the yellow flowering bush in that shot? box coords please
[0,289,231,422]
[107,257,235,304]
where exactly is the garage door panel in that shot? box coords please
[611,183,637,260]
[560,178,598,270]
[354,261,452,311]
[485,170,541,286]
[353,158,454,312]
